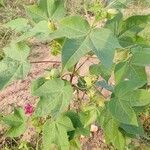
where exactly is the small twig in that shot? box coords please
[70,63,77,83]
[75,57,90,73]
[30,60,61,64]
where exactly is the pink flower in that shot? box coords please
[24,103,34,115]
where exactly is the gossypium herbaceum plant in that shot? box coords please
[0,0,150,149]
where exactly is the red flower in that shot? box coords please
[24,103,34,115]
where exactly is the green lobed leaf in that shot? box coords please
[43,115,74,150]
[0,43,31,90]
[89,64,112,81]
[108,98,138,125]
[108,79,148,126]
[106,14,150,47]
[114,61,147,84]
[50,16,90,39]
[32,78,73,117]
[120,123,145,136]
[62,37,92,70]
[90,28,121,69]
[38,0,66,21]
[2,108,27,137]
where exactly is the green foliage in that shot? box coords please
[32,78,73,117]
[2,108,27,137]
[1,0,150,149]
[0,42,30,90]
[5,18,29,32]
[43,115,74,150]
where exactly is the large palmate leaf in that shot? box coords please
[90,28,121,68]
[105,14,150,47]
[62,37,93,70]
[38,0,66,20]
[49,16,121,69]
[0,43,31,90]
[43,115,74,150]
[32,78,73,117]
[50,16,91,39]
[2,108,27,137]
[107,80,146,125]
[89,64,112,81]
[108,98,138,125]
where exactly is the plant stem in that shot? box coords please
[75,57,90,73]
[70,63,77,83]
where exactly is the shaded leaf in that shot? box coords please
[90,28,121,68]
[62,37,92,70]
[89,64,112,81]
[108,98,138,125]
